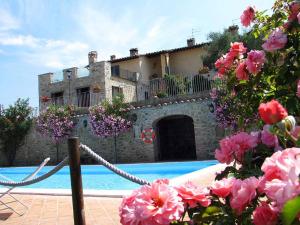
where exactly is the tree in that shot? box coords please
[203,26,263,69]
[89,94,132,163]
[0,99,33,165]
[36,105,75,162]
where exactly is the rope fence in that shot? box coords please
[0,143,150,187]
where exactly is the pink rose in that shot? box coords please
[230,177,259,214]
[245,50,265,74]
[215,132,257,164]
[258,100,288,125]
[261,148,300,208]
[240,6,256,27]
[119,190,141,225]
[235,61,249,81]
[252,202,278,225]
[261,125,279,148]
[288,2,300,21]
[262,28,288,52]
[176,182,211,208]
[211,177,235,198]
[229,42,247,58]
[119,179,184,225]
[215,53,235,75]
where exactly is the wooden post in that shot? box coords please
[68,137,86,225]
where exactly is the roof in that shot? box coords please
[109,42,209,63]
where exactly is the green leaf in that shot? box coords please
[282,196,300,225]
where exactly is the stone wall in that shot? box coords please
[0,100,221,166]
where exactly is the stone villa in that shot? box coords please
[38,38,213,111]
[0,38,221,166]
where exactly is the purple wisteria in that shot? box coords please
[36,106,75,142]
[89,105,131,138]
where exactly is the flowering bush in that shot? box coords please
[36,105,75,142]
[120,103,300,224]
[212,0,300,130]
[119,0,300,224]
[89,95,131,138]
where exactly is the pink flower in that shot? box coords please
[119,179,184,225]
[211,177,235,198]
[215,132,257,164]
[229,42,247,58]
[298,12,300,24]
[288,2,300,21]
[235,61,249,80]
[297,80,300,98]
[175,182,211,208]
[252,202,278,225]
[262,28,288,52]
[258,100,288,125]
[230,177,259,214]
[119,190,141,225]
[245,50,265,74]
[261,148,300,208]
[261,125,279,148]
[214,53,235,75]
[240,6,256,27]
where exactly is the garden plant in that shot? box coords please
[119,0,300,224]
[89,94,132,162]
[0,99,33,165]
[36,105,75,162]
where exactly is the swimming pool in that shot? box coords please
[0,161,217,190]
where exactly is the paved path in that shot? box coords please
[0,195,122,225]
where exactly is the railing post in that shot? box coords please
[68,137,86,225]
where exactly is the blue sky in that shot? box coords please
[0,0,274,109]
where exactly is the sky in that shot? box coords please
[0,0,274,109]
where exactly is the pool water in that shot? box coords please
[0,161,217,190]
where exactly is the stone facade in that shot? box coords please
[0,100,220,166]
[39,60,137,112]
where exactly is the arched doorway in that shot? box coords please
[154,115,196,161]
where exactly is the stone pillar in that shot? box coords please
[38,73,53,111]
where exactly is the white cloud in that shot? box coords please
[0,8,20,31]
[23,39,89,69]
[0,34,39,47]
[0,8,89,69]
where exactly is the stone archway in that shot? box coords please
[154,115,196,161]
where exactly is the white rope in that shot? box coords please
[0,157,68,187]
[80,144,150,185]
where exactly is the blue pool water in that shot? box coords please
[0,161,217,190]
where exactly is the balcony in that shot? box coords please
[111,66,137,82]
[149,74,214,99]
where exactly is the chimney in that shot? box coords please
[88,51,97,64]
[227,25,239,35]
[110,55,116,60]
[187,38,195,47]
[129,48,139,57]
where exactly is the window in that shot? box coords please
[144,91,149,100]
[77,87,90,107]
[51,92,64,105]
[111,65,120,77]
[112,86,123,98]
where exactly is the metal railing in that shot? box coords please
[112,68,137,82]
[77,92,90,107]
[149,74,214,98]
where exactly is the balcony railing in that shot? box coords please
[52,96,64,106]
[77,92,90,107]
[111,68,137,82]
[149,74,214,98]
